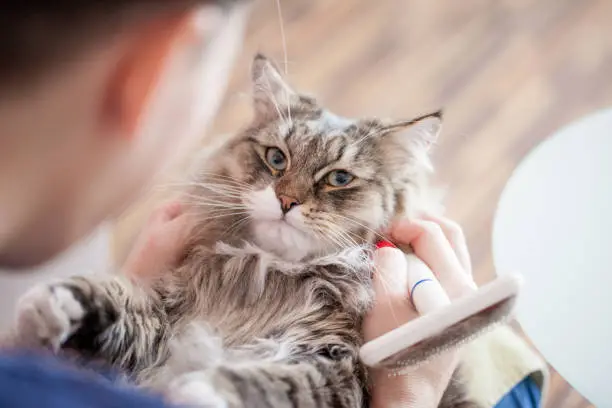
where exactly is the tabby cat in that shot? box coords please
[10,54,477,407]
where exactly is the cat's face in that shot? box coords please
[199,55,441,261]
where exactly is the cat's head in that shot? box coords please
[197,54,441,261]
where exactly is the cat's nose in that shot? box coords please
[277,194,300,214]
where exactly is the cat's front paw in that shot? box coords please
[14,280,119,351]
[14,284,86,350]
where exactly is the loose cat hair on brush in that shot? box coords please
[9,54,478,407]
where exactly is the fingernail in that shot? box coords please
[375,240,396,249]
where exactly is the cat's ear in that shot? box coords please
[251,53,298,120]
[383,110,443,151]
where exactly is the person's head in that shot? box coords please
[0,1,248,267]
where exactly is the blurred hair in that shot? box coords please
[0,1,241,89]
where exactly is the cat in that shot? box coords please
[9,54,478,407]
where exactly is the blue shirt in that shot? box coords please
[0,352,173,408]
[0,352,540,408]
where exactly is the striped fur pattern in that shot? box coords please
[11,54,476,407]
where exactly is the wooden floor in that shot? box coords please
[116,0,612,406]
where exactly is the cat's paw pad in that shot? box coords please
[167,372,229,408]
[15,284,86,350]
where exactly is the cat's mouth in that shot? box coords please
[251,218,315,260]
[258,217,308,238]
[280,213,301,229]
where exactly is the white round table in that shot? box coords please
[493,108,612,407]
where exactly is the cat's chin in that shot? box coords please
[251,220,317,262]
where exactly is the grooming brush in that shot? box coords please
[360,241,523,374]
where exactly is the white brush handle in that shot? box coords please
[405,254,450,313]
[360,246,523,367]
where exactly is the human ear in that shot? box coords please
[103,12,194,138]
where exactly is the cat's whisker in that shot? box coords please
[180,198,244,209]
[270,0,293,129]
[310,224,349,250]
[191,173,253,189]
[197,172,252,184]
[311,225,346,250]
[181,189,245,201]
[325,230,350,250]
[330,227,360,249]
[330,213,388,243]
[315,222,359,250]
[189,179,248,189]
[156,175,250,189]
[190,186,246,199]
[153,183,249,200]
[197,208,251,216]
[337,226,364,247]
[190,213,250,224]
[222,214,252,237]
[230,215,251,232]
[187,181,250,194]
[183,202,250,213]
[180,192,246,205]
[315,231,352,257]
[314,215,366,248]
[196,212,252,223]
[326,233,349,251]
[286,98,293,127]
[189,206,250,215]
[274,0,288,76]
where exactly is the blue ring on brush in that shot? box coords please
[409,278,433,306]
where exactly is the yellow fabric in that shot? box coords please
[460,325,549,407]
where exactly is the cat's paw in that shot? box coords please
[14,280,119,351]
[14,284,86,350]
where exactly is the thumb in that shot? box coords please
[372,247,409,298]
[364,246,418,342]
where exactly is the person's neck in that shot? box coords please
[0,94,82,268]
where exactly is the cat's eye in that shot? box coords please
[326,170,354,187]
[265,147,287,171]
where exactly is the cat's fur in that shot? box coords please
[10,54,478,407]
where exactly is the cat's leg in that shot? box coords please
[12,275,171,374]
[165,356,365,408]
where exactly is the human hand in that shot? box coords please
[363,214,476,407]
[392,214,476,299]
[122,202,191,278]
